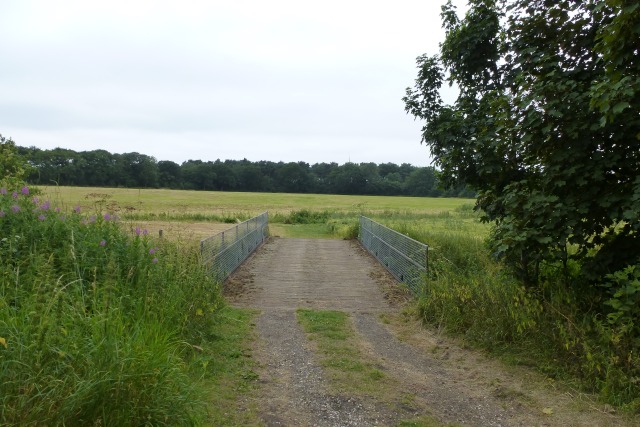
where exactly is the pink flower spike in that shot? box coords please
[135,226,141,236]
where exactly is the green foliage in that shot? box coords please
[338,220,360,240]
[0,184,223,425]
[404,4,640,406]
[0,135,31,188]
[403,0,640,285]
[595,264,640,406]
[389,215,640,408]
[280,209,331,224]
[603,264,640,334]
[19,145,471,197]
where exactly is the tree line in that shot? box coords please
[16,145,474,197]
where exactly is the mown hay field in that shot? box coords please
[41,186,474,216]
[40,186,480,241]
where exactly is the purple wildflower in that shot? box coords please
[55,207,61,213]
[11,205,20,213]
[99,240,106,247]
[89,215,96,223]
[40,201,50,210]
[21,186,29,196]
[135,226,141,236]
[32,197,39,204]
[0,210,5,218]
[142,229,149,235]
[73,206,81,214]
[0,187,6,195]
[12,192,18,199]
[38,214,46,221]
[152,257,158,264]
[104,213,111,221]
[149,248,156,255]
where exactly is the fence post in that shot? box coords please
[425,247,429,277]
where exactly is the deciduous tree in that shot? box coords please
[403,0,640,285]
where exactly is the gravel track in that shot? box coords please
[226,237,632,427]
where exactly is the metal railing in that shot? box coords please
[200,212,269,282]
[358,216,428,293]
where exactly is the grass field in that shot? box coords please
[35,186,487,250]
[39,186,477,241]
[40,186,473,217]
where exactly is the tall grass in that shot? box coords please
[378,207,640,411]
[0,185,222,425]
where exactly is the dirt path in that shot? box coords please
[226,238,631,427]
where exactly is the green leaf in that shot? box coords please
[612,102,630,114]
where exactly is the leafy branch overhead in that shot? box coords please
[403,0,640,285]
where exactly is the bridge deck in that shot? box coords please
[227,237,391,312]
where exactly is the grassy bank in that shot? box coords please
[0,185,230,425]
[379,212,640,412]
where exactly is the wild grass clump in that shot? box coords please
[122,211,252,223]
[0,184,222,425]
[271,209,332,224]
[381,216,640,411]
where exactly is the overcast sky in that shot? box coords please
[0,0,466,166]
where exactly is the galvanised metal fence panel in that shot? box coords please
[200,212,269,282]
[359,216,428,293]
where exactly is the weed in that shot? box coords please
[397,417,461,427]
[385,218,640,409]
[296,309,388,395]
[0,184,224,425]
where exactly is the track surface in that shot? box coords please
[227,238,629,427]
[231,238,388,312]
